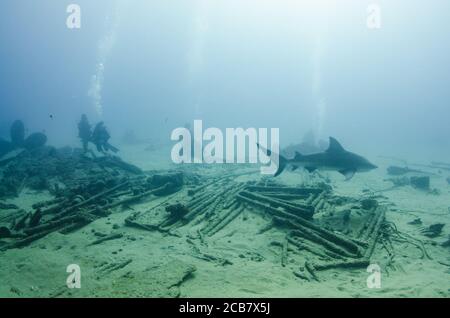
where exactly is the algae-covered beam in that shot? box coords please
[364,207,386,259]
[55,181,129,219]
[204,203,244,236]
[87,233,124,246]
[239,190,314,219]
[103,183,169,210]
[314,258,370,271]
[281,235,288,267]
[289,228,358,259]
[237,193,364,256]
[246,186,324,195]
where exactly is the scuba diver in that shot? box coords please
[77,115,119,154]
[91,122,119,154]
[77,114,92,152]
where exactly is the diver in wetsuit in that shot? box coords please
[77,114,92,152]
[91,122,119,154]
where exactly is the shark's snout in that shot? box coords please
[359,159,378,172]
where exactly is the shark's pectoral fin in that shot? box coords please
[305,166,317,173]
[339,169,356,181]
[291,165,299,171]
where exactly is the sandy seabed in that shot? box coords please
[0,144,449,298]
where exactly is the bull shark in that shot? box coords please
[258,137,377,180]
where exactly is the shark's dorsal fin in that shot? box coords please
[327,137,345,153]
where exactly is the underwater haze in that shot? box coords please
[1,0,449,158]
[1,0,450,299]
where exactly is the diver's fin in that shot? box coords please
[305,166,317,173]
[106,143,120,153]
[327,137,345,153]
[339,169,356,181]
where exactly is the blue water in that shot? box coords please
[1,0,450,160]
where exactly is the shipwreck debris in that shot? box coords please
[1,146,421,289]
[421,223,445,238]
[387,166,435,176]
[410,176,430,191]
[0,146,185,250]
[88,233,124,246]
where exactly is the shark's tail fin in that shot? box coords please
[257,143,288,177]
[294,151,304,160]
